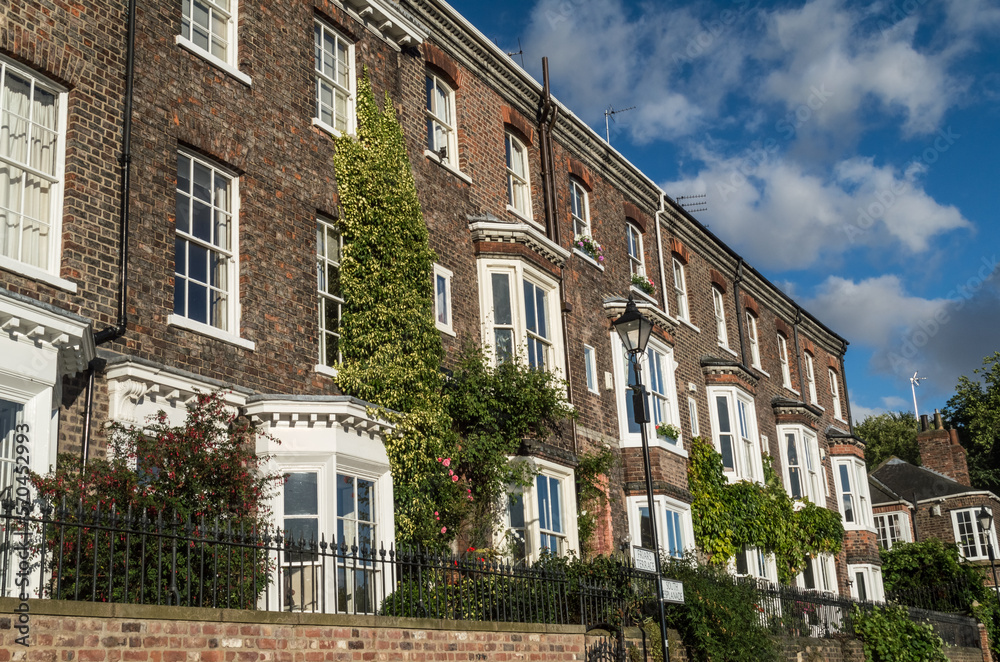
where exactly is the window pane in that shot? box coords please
[523,280,536,334]
[537,475,549,530]
[436,274,448,324]
[639,506,653,550]
[284,473,318,516]
[548,477,562,533]
[492,273,512,325]
[337,474,356,518]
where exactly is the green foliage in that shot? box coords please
[852,604,948,662]
[944,351,1000,493]
[855,411,921,467]
[333,72,467,548]
[664,559,779,662]
[575,447,616,557]
[31,392,277,606]
[443,345,576,548]
[688,437,843,584]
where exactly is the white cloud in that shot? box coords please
[663,152,971,270]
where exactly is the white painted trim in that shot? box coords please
[175,35,252,86]
[314,363,339,378]
[573,248,605,270]
[167,314,256,351]
[433,263,455,335]
[424,150,473,184]
[0,257,78,292]
[626,493,696,559]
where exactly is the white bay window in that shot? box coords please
[628,495,693,560]
[505,458,578,563]
[834,457,873,530]
[610,334,683,453]
[707,386,762,482]
[778,425,822,503]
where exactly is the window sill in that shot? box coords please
[314,363,339,378]
[435,321,457,337]
[424,150,472,184]
[677,317,700,333]
[753,365,770,378]
[175,36,252,87]
[573,248,605,270]
[0,256,78,293]
[312,117,353,139]
[812,402,825,411]
[835,416,849,425]
[719,344,738,358]
[630,285,657,303]
[167,314,256,350]
[784,385,800,396]
[622,435,689,458]
[506,204,537,226]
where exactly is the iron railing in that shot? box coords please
[0,499,985,646]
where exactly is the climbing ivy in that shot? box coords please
[333,72,467,549]
[574,446,616,557]
[688,437,843,584]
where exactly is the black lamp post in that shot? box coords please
[977,506,999,599]
[612,295,669,662]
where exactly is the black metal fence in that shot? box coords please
[0,500,984,646]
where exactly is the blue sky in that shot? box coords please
[444,0,1000,421]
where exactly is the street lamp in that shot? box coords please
[612,295,669,662]
[977,507,999,599]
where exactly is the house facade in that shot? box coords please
[1,0,880,600]
[870,411,999,591]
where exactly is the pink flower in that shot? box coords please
[452,475,459,482]
[436,457,442,462]
[442,458,451,467]
[441,527,447,534]
[448,469,454,476]
[434,511,439,516]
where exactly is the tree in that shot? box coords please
[855,411,920,468]
[944,351,1000,493]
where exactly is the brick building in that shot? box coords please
[0,0,880,601]
[870,411,999,590]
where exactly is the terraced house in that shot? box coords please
[0,0,881,603]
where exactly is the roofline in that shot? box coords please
[916,491,1000,506]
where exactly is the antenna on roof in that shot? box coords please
[604,105,636,145]
[910,372,927,419]
[505,38,525,68]
[675,194,707,214]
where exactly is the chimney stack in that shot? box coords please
[916,410,971,486]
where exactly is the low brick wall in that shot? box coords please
[0,599,988,662]
[0,599,584,662]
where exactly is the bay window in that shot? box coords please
[834,457,873,530]
[629,495,693,559]
[778,425,822,503]
[506,459,578,563]
[707,386,762,482]
[611,334,682,451]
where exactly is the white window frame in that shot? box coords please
[777,425,822,504]
[746,312,761,369]
[433,263,454,336]
[176,0,251,85]
[478,258,563,375]
[505,131,532,221]
[829,368,844,421]
[777,334,793,390]
[805,352,818,405]
[712,287,728,348]
[626,223,644,278]
[847,563,884,602]
[610,333,684,456]
[732,545,778,583]
[797,553,837,595]
[706,385,763,483]
[952,507,999,561]
[316,217,343,370]
[583,344,599,394]
[627,494,695,560]
[425,72,457,167]
[170,150,241,339]
[672,258,689,321]
[313,21,356,136]
[0,57,68,283]
[834,457,874,531]
[688,396,700,438]
[504,458,579,564]
[874,511,911,550]
[570,178,590,239]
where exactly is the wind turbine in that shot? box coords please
[910,372,927,419]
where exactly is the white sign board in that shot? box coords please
[661,578,684,604]
[632,546,657,574]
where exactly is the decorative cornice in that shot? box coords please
[468,215,570,267]
[341,0,428,48]
[244,397,392,438]
[771,397,822,426]
[0,290,95,376]
[701,357,759,389]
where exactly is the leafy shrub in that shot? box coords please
[852,604,947,662]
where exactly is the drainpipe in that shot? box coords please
[82,0,137,467]
[792,307,806,397]
[655,195,668,314]
[538,58,576,456]
[838,343,854,433]
[733,259,747,366]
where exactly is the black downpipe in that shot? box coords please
[792,308,806,397]
[83,0,137,467]
[733,259,747,367]
[839,347,854,433]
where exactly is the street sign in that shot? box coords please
[632,546,657,574]
[661,578,684,604]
